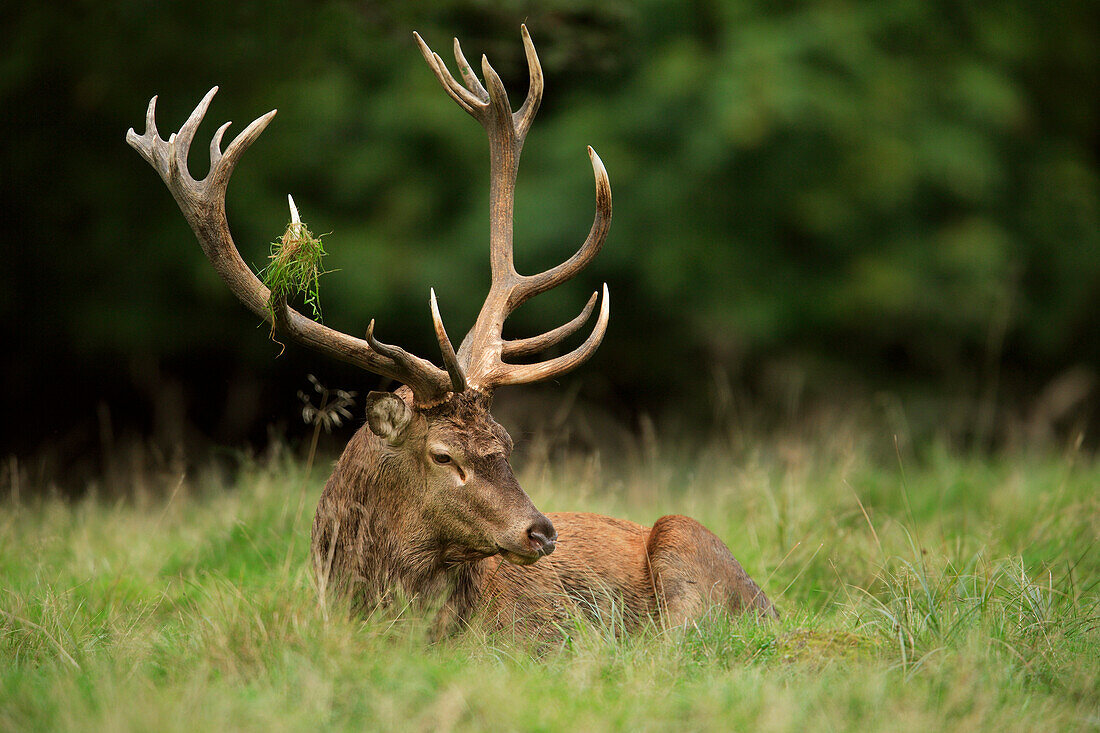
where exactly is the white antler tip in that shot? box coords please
[588,147,608,177]
[287,194,300,224]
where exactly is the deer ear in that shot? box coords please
[365,391,414,445]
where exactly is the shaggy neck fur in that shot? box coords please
[310,391,495,630]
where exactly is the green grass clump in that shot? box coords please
[1,431,1097,731]
[261,216,328,324]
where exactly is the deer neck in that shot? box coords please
[326,429,481,611]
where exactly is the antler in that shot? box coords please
[125,87,458,406]
[414,25,612,391]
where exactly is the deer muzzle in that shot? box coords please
[498,513,556,565]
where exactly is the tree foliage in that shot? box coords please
[3,0,1098,447]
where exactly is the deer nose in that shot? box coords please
[527,516,557,557]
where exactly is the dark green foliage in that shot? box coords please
[3,0,1099,447]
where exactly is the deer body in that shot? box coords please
[311,389,775,635]
[129,26,775,638]
[483,512,777,631]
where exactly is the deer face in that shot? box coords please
[366,390,556,565]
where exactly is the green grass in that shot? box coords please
[261,214,329,326]
[1,430,1097,731]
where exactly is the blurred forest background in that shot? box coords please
[3,0,1099,488]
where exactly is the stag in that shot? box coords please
[126,26,776,636]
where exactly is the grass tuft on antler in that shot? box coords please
[261,201,330,326]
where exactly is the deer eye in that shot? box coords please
[431,452,452,465]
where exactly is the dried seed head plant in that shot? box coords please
[298,374,357,469]
[285,374,357,576]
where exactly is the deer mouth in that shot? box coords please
[497,537,556,566]
[498,547,541,565]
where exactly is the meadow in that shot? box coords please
[1,421,1097,731]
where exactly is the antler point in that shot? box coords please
[588,147,608,177]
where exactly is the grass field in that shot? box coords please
[1,425,1097,731]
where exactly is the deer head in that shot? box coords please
[364,388,553,564]
[126,25,610,566]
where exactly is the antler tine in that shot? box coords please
[127,89,455,406]
[417,27,611,392]
[435,52,483,113]
[453,38,489,103]
[126,96,166,175]
[211,108,277,189]
[490,284,610,386]
[288,193,301,225]
[416,30,532,148]
[502,291,598,358]
[209,121,232,169]
[480,53,514,130]
[144,95,159,138]
[363,319,455,401]
[511,147,612,309]
[173,86,219,181]
[414,32,482,115]
[365,319,411,364]
[513,24,544,138]
[430,289,468,393]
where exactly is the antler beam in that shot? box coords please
[414,26,612,391]
[129,25,608,405]
[126,87,457,406]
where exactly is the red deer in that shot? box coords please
[126,26,776,637]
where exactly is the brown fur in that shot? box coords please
[311,391,776,636]
[479,513,776,635]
